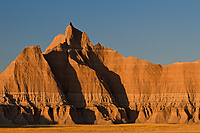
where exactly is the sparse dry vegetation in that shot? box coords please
[0,124,200,133]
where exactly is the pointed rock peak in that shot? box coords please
[65,22,82,38]
[94,42,111,50]
[43,34,65,54]
[44,22,93,54]
[93,42,102,50]
[69,22,73,27]
[95,42,101,46]
[94,42,104,48]
[65,23,83,46]
[81,32,90,41]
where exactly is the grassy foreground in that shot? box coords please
[0,124,199,133]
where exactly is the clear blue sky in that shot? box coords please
[1,0,200,73]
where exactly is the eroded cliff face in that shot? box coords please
[0,23,200,124]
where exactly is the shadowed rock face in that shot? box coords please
[1,23,200,124]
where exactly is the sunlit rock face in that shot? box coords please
[0,23,200,124]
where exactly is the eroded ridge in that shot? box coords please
[1,23,200,124]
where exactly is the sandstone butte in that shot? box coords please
[0,23,200,125]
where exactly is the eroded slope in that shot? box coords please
[1,23,200,124]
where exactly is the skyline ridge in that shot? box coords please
[1,1,200,73]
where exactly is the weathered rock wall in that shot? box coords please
[92,43,200,123]
[1,23,200,124]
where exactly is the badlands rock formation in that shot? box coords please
[0,23,200,124]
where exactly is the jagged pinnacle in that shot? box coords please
[70,22,73,27]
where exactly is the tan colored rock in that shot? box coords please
[167,108,179,123]
[178,108,188,124]
[44,34,65,54]
[193,107,200,123]
[2,22,200,124]
[38,106,54,124]
[0,45,66,107]
[135,108,146,123]
[57,105,75,125]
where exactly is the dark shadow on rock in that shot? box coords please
[48,107,54,123]
[5,94,16,105]
[96,105,109,118]
[70,107,85,124]
[126,108,139,123]
[32,106,40,123]
[3,104,19,121]
[1,105,57,125]
[77,108,96,124]
[37,115,54,125]
[79,46,129,108]
[44,32,129,108]
[184,106,193,121]
[43,29,130,123]
[44,46,86,108]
